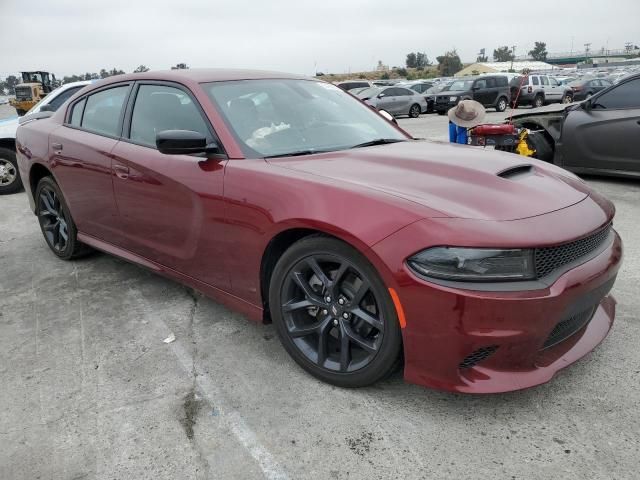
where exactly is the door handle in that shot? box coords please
[52,142,63,151]
[113,164,130,179]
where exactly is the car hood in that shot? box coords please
[508,102,571,119]
[268,141,589,221]
[0,117,18,139]
[437,89,468,96]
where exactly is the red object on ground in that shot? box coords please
[15,69,622,393]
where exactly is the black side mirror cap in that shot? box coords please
[156,130,219,155]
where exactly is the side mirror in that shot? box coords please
[472,86,481,91]
[377,93,385,98]
[40,104,55,112]
[156,130,219,155]
[581,99,592,111]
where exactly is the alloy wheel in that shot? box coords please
[0,158,17,187]
[38,186,69,253]
[409,104,420,118]
[280,254,384,373]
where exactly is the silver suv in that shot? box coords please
[511,74,573,108]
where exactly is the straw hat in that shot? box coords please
[447,100,486,128]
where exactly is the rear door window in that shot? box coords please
[473,79,487,89]
[81,86,129,137]
[485,78,496,88]
[496,77,508,87]
[532,76,540,86]
[541,77,549,86]
[69,98,86,126]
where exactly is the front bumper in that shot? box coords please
[373,202,622,393]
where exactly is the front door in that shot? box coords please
[562,77,640,173]
[110,82,230,289]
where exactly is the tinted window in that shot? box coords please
[81,86,129,137]
[130,85,211,148]
[593,79,640,109]
[70,98,86,126]
[549,78,559,86]
[590,80,601,87]
[532,76,539,86]
[485,78,496,88]
[47,86,84,112]
[382,88,397,96]
[601,79,612,86]
[496,77,508,87]
[474,79,487,89]
[396,88,413,96]
[541,76,549,86]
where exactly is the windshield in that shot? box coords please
[448,80,473,91]
[204,79,406,158]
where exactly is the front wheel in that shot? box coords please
[269,236,402,387]
[562,93,573,104]
[408,103,421,118]
[495,97,508,112]
[533,95,544,108]
[35,176,92,260]
[16,109,27,116]
[0,147,23,195]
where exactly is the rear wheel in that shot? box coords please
[495,97,508,112]
[269,236,402,387]
[562,93,573,103]
[408,103,421,118]
[0,147,23,195]
[533,95,544,108]
[35,176,92,260]
[437,110,446,116]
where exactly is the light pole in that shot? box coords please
[510,45,516,71]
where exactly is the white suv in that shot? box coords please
[510,74,573,108]
[0,80,92,194]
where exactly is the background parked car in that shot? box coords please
[357,86,428,117]
[336,80,374,91]
[510,73,640,177]
[511,74,574,108]
[568,78,614,101]
[398,81,435,94]
[434,75,511,115]
[423,81,453,113]
[0,80,91,194]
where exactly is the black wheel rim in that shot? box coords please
[280,254,384,373]
[410,105,419,117]
[38,186,69,252]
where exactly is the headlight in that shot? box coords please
[449,96,458,102]
[407,247,535,282]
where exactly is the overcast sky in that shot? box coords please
[1,0,638,77]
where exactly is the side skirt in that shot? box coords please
[77,232,264,322]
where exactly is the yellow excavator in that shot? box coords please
[9,71,57,116]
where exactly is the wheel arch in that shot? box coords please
[29,162,54,199]
[0,138,16,152]
[258,222,394,324]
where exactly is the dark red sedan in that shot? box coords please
[16,70,622,393]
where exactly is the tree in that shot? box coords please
[528,41,548,61]
[134,65,150,73]
[493,46,514,62]
[3,75,20,94]
[405,53,417,69]
[108,68,125,76]
[171,63,189,70]
[436,50,463,77]
[99,69,109,79]
[415,52,431,69]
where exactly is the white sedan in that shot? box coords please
[0,80,92,194]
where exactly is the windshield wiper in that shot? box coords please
[263,149,333,159]
[349,138,406,149]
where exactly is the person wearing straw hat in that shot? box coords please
[447,99,486,144]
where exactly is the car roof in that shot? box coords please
[100,69,310,84]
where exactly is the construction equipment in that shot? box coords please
[468,123,539,158]
[9,71,57,116]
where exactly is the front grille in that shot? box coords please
[15,86,32,101]
[459,345,498,369]
[435,96,449,104]
[535,224,611,279]
[543,307,596,349]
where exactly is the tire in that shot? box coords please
[495,97,508,112]
[533,95,544,108]
[562,93,573,104]
[35,176,92,260]
[408,103,421,118]
[586,92,593,99]
[0,147,23,195]
[437,110,446,116]
[269,235,402,387]
[526,132,554,163]
[16,109,26,116]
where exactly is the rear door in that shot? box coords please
[49,83,132,243]
[562,77,640,173]
[544,77,562,100]
[394,87,414,114]
[110,81,230,289]
[471,78,491,105]
[376,87,399,114]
